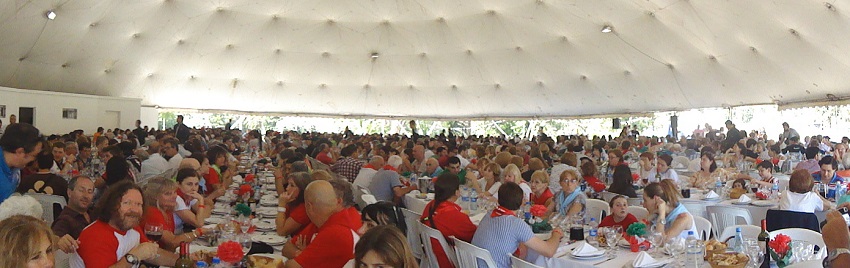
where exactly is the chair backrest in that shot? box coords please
[765,210,820,232]
[627,206,649,221]
[510,254,542,268]
[706,206,753,238]
[585,199,610,220]
[673,156,690,169]
[777,180,789,192]
[693,215,712,240]
[452,237,497,268]
[361,194,378,205]
[25,193,67,223]
[688,158,701,172]
[719,225,762,242]
[600,192,619,203]
[769,228,827,260]
[419,222,458,267]
[627,197,643,206]
[400,208,424,260]
[357,184,372,195]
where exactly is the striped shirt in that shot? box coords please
[472,212,534,268]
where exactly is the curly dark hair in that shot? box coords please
[93,180,144,223]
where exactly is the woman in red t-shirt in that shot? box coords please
[141,177,206,251]
[581,161,607,193]
[276,172,313,236]
[530,170,554,206]
[598,195,638,230]
[420,173,477,268]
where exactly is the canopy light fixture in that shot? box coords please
[601,25,612,33]
[46,10,56,20]
[371,52,379,59]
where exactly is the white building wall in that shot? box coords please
[0,86,141,135]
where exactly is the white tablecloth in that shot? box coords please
[404,192,431,215]
[681,190,828,224]
[527,242,704,268]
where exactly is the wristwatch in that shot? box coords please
[825,248,850,267]
[125,253,140,265]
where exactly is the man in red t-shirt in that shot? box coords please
[284,180,361,268]
[71,181,178,268]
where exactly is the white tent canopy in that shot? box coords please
[1,0,848,119]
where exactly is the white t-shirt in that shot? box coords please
[173,195,199,235]
[779,190,823,213]
[478,180,502,196]
[494,181,532,201]
[648,168,679,184]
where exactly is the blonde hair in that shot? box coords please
[559,169,581,183]
[483,162,501,178]
[354,225,419,268]
[0,215,56,268]
[503,164,522,182]
[531,170,549,184]
[142,177,178,209]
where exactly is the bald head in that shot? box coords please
[147,141,161,154]
[304,180,340,227]
[179,158,200,171]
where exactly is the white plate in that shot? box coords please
[256,207,278,216]
[569,253,606,260]
[176,245,216,254]
[260,200,278,207]
[205,217,226,224]
[732,201,751,205]
[252,234,287,245]
[571,250,606,258]
[625,260,672,268]
[253,220,276,230]
[752,200,775,207]
[212,208,233,215]
[251,253,287,261]
[702,197,720,201]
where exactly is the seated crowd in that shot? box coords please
[0,117,849,267]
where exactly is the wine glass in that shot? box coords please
[665,237,686,265]
[144,224,163,242]
[745,244,764,268]
[648,231,664,257]
[605,229,621,258]
[238,215,252,234]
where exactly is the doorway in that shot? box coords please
[18,107,34,125]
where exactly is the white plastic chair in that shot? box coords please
[585,199,610,221]
[600,192,619,203]
[719,225,762,242]
[769,228,827,260]
[357,185,372,195]
[693,215,712,240]
[627,206,649,221]
[673,156,690,169]
[627,197,643,206]
[361,194,378,205]
[452,236,497,268]
[510,254,542,268]
[688,158,701,172]
[25,193,67,223]
[400,208,426,267]
[706,206,753,239]
[420,222,457,268]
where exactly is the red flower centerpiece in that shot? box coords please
[217,241,244,263]
[528,205,551,233]
[768,234,793,267]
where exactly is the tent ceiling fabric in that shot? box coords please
[0,0,847,119]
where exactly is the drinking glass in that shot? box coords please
[144,224,163,242]
[238,215,252,234]
[648,232,664,257]
[745,244,764,268]
[605,229,621,258]
[612,226,623,236]
[666,237,686,265]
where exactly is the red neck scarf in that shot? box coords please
[490,206,516,218]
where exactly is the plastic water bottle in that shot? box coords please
[522,201,532,222]
[460,186,471,212]
[587,218,599,246]
[469,190,479,213]
[714,177,723,195]
[771,180,780,199]
[733,227,745,253]
[196,261,208,268]
[211,257,223,268]
[685,231,704,268]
